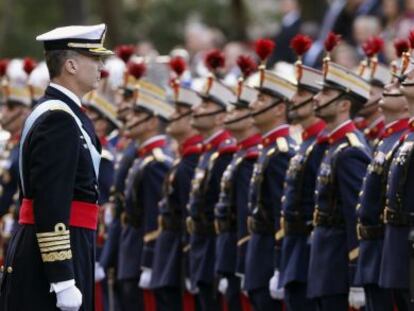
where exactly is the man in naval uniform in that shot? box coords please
[0,24,113,311]
[279,35,327,311]
[245,66,297,311]
[151,80,203,310]
[308,57,372,310]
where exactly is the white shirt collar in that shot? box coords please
[49,83,82,108]
[368,116,384,130]
[263,124,289,139]
[140,135,166,149]
[204,129,225,144]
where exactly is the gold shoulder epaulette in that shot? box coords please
[152,148,165,162]
[276,137,289,153]
[101,149,114,162]
[345,132,363,148]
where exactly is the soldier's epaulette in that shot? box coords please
[218,138,238,155]
[276,137,289,153]
[208,151,220,170]
[101,148,115,162]
[345,132,364,148]
[245,147,259,160]
[141,155,155,168]
[151,148,173,163]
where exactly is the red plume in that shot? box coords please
[255,38,275,62]
[127,61,146,80]
[237,55,257,79]
[394,38,410,57]
[116,45,135,63]
[362,36,384,58]
[100,69,109,79]
[324,32,341,52]
[23,57,37,75]
[204,49,225,72]
[408,29,414,49]
[0,59,9,77]
[290,34,313,57]
[169,57,186,77]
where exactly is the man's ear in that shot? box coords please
[64,58,78,75]
[214,109,226,126]
[338,98,351,113]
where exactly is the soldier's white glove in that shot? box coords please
[269,270,284,300]
[349,287,365,309]
[138,268,152,289]
[54,282,83,311]
[218,278,229,295]
[95,262,105,282]
[185,278,199,294]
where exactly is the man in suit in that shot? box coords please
[308,59,372,311]
[0,24,113,311]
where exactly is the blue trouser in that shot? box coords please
[315,294,348,311]
[391,289,414,311]
[154,287,182,311]
[196,282,220,311]
[285,282,316,311]
[222,275,242,311]
[364,284,393,311]
[118,278,144,311]
[248,287,283,311]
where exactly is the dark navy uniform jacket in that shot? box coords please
[214,133,261,277]
[117,136,173,280]
[355,119,408,286]
[151,135,203,288]
[379,119,414,289]
[280,120,327,287]
[0,136,20,218]
[308,120,371,298]
[188,130,237,286]
[244,125,296,291]
[100,141,136,270]
[1,85,101,310]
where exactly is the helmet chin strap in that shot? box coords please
[224,112,251,125]
[251,99,283,117]
[168,110,192,123]
[125,114,153,131]
[192,108,226,119]
[289,96,314,112]
[314,92,345,112]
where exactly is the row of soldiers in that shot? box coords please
[1,30,414,311]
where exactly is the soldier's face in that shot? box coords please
[0,102,28,133]
[289,88,315,124]
[224,106,253,133]
[400,69,414,100]
[250,93,280,126]
[167,105,193,138]
[72,53,104,94]
[191,99,224,131]
[380,82,408,114]
[86,109,110,138]
[125,110,152,139]
[357,85,382,118]
[116,91,134,124]
[313,88,341,121]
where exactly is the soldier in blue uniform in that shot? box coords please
[378,57,414,310]
[0,71,32,260]
[117,80,173,310]
[355,61,409,311]
[279,34,327,311]
[151,72,203,310]
[215,72,261,310]
[187,51,238,311]
[0,24,113,310]
[308,54,372,310]
[244,64,297,310]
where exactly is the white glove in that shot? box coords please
[185,278,199,294]
[138,268,152,289]
[218,278,229,295]
[269,270,284,300]
[95,262,106,282]
[349,287,366,309]
[55,284,83,311]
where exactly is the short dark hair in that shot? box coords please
[44,49,78,79]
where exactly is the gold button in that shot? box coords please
[7,266,13,273]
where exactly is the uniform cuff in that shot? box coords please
[50,279,75,293]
